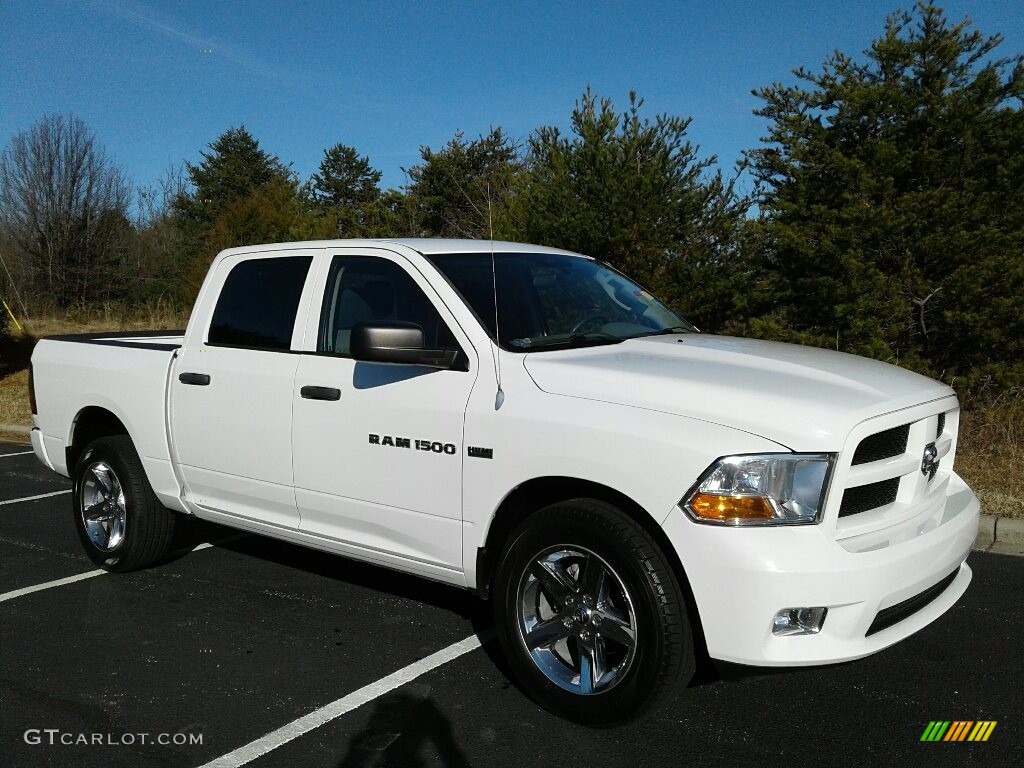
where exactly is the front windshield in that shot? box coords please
[425,252,696,351]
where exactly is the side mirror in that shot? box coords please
[350,322,460,369]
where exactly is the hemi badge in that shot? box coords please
[468,447,493,459]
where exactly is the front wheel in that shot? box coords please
[72,435,177,572]
[493,499,695,725]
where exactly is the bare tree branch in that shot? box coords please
[0,114,132,307]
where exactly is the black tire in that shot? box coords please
[72,435,176,572]
[493,498,695,726]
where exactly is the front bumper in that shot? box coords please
[665,472,979,666]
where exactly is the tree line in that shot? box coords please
[1,2,1021,396]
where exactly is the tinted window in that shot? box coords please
[426,252,692,352]
[208,256,312,350]
[318,256,456,355]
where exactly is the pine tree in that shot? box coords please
[406,128,523,239]
[524,89,750,331]
[171,127,319,298]
[748,1,1024,388]
[307,144,391,237]
[309,144,382,208]
[175,126,290,229]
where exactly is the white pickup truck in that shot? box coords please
[29,238,979,724]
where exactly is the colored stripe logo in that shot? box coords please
[920,721,997,742]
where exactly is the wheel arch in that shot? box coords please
[475,476,706,648]
[66,406,132,471]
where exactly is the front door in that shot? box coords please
[291,249,477,577]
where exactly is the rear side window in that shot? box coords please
[208,256,312,350]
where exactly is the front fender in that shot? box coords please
[461,388,786,588]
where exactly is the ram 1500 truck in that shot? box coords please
[29,239,980,724]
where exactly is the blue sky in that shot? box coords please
[3,1,1023,195]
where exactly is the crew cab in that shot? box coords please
[29,239,980,724]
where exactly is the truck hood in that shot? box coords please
[522,334,955,451]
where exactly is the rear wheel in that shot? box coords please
[493,498,695,725]
[72,435,176,572]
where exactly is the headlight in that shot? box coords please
[682,453,835,526]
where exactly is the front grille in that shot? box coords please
[836,405,960,548]
[852,424,910,465]
[839,478,899,517]
[866,568,960,636]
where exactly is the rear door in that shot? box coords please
[171,250,319,528]
[291,247,477,578]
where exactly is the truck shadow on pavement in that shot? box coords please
[170,517,735,693]
[162,516,792,766]
[175,518,485,621]
[335,688,473,768]
[178,519,487,766]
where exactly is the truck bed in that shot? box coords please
[43,330,185,351]
[30,331,186,509]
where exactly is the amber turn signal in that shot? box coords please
[688,493,776,522]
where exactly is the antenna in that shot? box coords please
[487,184,504,409]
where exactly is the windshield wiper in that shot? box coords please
[631,326,694,339]
[511,333,625,351]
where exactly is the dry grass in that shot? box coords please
[2,311,1022,518]
[955,394,1024,519]
[17,299,188,338]
[0,369,31,442]
[0,305,188,443]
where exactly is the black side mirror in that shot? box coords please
[350,322,460,369]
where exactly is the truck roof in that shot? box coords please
[214,238,587,259]
[380,238,586,257]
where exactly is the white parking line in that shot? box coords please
[0,539,243,603]
[198,631,494,768]
[0,450,34,458]
[0,489,71,506]
[0,569,105,602]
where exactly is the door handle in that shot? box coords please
[178,372,211,386]
[300,385,341,401]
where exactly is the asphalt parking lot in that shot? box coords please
[1,439,1022,768]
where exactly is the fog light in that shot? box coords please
[772,607,827,636]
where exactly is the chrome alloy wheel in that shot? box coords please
[80,461,127,552]
[516,546,638,695]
